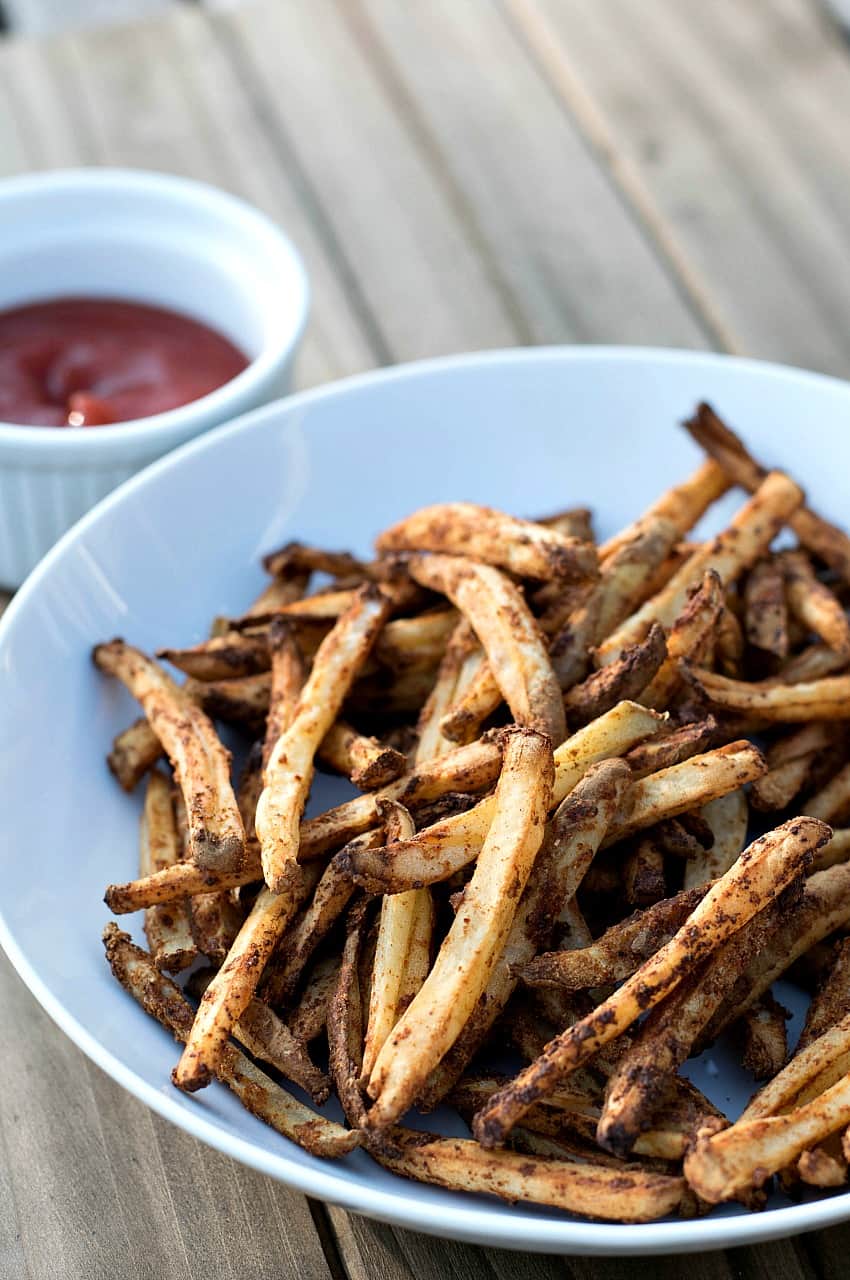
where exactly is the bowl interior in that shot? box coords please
[1,347,849,1255]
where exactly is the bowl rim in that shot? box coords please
[0,167,310,452]
[4,343,850,1255]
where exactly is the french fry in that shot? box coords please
[474,818,827,1147]
[737,993,789,1081]
[799,939,850,1052]
[374,1130,688,1223]
[364,728,554,1129]
[415,619,480,757]
[406,554,566,744]
[373,609,459,672]
[812,827,850,872]
[744,558,789,662]
[771,644,850,686]
[535,506,594,543]
[803,761,850,824]
[103,925,358,1157]
[157,632,270,681]
[93,639,245,872]
[327,900,371,1128]
[239,570,310,619]
[139,770,197,973]
[798,1145,847,1188]
[376,503,597,582]
[263,540,367,581]
[596,472,804,665]
[683,789,749,890]
[288,954,340,1042]
[108,717,163,791]
[598,459,729,562]
[187,967,330,1105]
[262,618,304,768]
[256,585,391,893]
[318,720,407,790]
[188,890,244,965]
[564,624,667,726]
[623,840,666,907]
[622,717,717,779]
[690,666,850,722]
[638,573,723,710]
[685,402,850,585]
[438,660,502,746]
[172,864,320,1092]
[185,673,271,728]
[781,550,850,657]
[750,723,834,812]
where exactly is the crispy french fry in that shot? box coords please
[599,459,729,562]
[262,618,304,768]
[737,992,789,1081]
[173,864,320,1092]
[377,503,597,582]
[263,540,367,580]
[187,967,330,1105]
[638,572,723,710]
[744,558,789,661]
[108,717,162,791]
[685,402,850,585]
[288,954,340,1042]
[596,472,804,665]
[364,728,554,1129]
[188,890,244,965]
[373,609,459,672]
[799,940,850,1053]
[690,666,850,722]
[564,624,666,726]
[622,718,717,779]
[93,640,245,872]
[157,632,270,681]
[256,585,391,893]
[327,900,371,1128]
[415,619,479,757]
[185,673,271,728]
[781,550,850,657]
[474,818,827,1147]
[438,660,502,746]
[103,924,357,1157]
[406,554,566,744]
[319,720,407,790]
[750,723,834,812]
[798,1145,847,1188]
[139,770,197,973]
[374,1130,687,1223]
[683,789,749,890]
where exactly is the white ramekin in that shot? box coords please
[0,168,310,587]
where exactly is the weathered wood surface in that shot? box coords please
[3,1,850,1276]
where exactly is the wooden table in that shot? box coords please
[3,0,850,1274]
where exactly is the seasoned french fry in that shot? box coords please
[240,571,310,620]
[564,625,666,726]
[188,890,244,965]
[256,585,391,893]
[373,609,459,672]
[415,619,480,757]
[685,402,850,585]
[683,789,749,890]
[263,540,367,581]
[438,660,503,746]
[750,723,834,812]
[319,720,407,790]
[262,618,304,768]
[377,503,597,582]
[374,1130,688,1223]
[474,818,827,1146]
[744,558,789,661]
[690,666,850,722]
[172,864,320,1092]
[623,840,666,907]
[638,572,723,710]
[596,472,804,665]
[622,718,717,779]
[599,460,729,562]
[535,506,594,543]
[781,550,850,657]
[364,728,554,1129]
[103,925,357,1157]
[108,716,162,791]
[799,939,850,1052]
[798,1145,847,1188]
[185,672,271,728]
[93,640,245,872]
[406,553,567,744]
[812,827,850,872]
[139,770,197,973]
[737,993,789,1081]
[327,900,371,1128]
[288,954,341,1042]
[157,632,269,681]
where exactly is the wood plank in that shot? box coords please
[506,0,850,377]
[0,951,333,1280]
[1,0,177,36]
[339,0,711,349]
[0,10,380,387]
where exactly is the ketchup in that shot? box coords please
[0,297,249,427]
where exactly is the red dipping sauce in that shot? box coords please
[0,297,249,427]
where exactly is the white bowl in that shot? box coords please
[0,168,309,587]
[1,347,850,1255]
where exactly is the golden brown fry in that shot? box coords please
[798,1145,847,1188]
[438,659,502,746]
[690,666,850,722]
[638,573,724,710]
[406,553,566,744]
[683,789,749,890]
[685,402,850,585]
[715,604,745,678]
[622,718,717,779]
[799,940,850,1053]
[139,770,197,973]
[364,728,554,1129]
[564,624,667,726]
[262,618,304,768]
[157,632,269,681]
[93,639,245,873]
[318,720,407,791]
[519,883,712,991]
[288,954,341,1042]
[187,967,330,1105]
[256,585,391,893]
[108,717,162,791]
[185,673,271,727]
[781,550,850,656]
[602,741,765,849]
[474,818,827,1146]
[377,502,597,582]
[744,558,789,661]
[596,472,804,665]
[103,924,357,1157]
[188,890,243,965]
[375,1130,687,1223]
[173,864,320,1092]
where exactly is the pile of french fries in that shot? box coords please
[97,402,850,1222]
